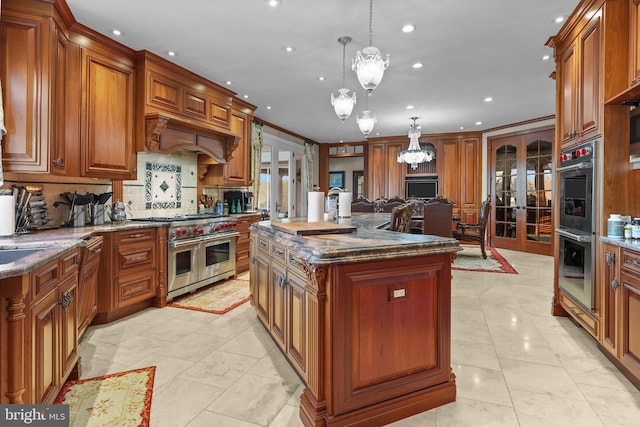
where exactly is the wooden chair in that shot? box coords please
[423,195,454,238]
[457,200,491,258]
[406,198,425,234]
[380,196,406,213]
[350,197,374,213]
[390,202,415,233]
[374,197,388,213]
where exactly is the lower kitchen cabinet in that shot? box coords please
[235,213,261,273]
[77,235,103,337]
[94,226,166,324]
[600,243,640,389]
[250,235,271,327]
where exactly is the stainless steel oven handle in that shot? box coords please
[556,161,593,173]
[200,232,240,243]
[555,228,593,243]
[169,239,200,249]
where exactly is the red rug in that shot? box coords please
[452,245,518,274]
[168,278,251,314]
[54,366,155,427]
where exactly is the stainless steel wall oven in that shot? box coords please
[556,140,597,311]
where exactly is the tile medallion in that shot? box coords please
[145,162,182,209]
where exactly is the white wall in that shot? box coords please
[329,157,364,192]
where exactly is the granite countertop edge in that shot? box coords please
[0,221,167,280]
[600,236,640,250]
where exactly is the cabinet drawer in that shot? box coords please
[116,270,156,308]
[271,242,286,263]
[559,291,599,339]
[60,248,80,279]
[115,229,156,245]
[115,243,156,276]
[621,248,640,276]
[287,251,307,279]
[81,236,104,268]
[256,236,270,255]
[31,258,60,305]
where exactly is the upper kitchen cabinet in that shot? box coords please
[0,1,68,174]
[632,1,640,89]
[136,51,254,171]
[366,139,405,199]
[551,7,602,148]
[78,45,136,179]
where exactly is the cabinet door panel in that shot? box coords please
[440,141,460,205]
[367,143,387,199]
[631,0,640,86]
[386,143,405,198]
[225,111,249,184]
[82,49,135,178]
[621,273,640,378]
[270,261,286,349]
[560,43,577,145]
[253,252,270,327]
[287,272,307,378]
[58,275,78,381]
[31,290,58,404]
[579,17,601,138]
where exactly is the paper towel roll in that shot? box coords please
[0,194,15,236]
[338,192,352,218]
[308,191,324,222]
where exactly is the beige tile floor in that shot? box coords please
[79,249,640,426]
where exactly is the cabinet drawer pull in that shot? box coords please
[251,256,256,264]
[59,292,73,311]
[611,278,619,292]
[128,233,146,239]
[605,251,615,265]
[272,247,284,256]
[625,259,640,268]
[258,240,268,248]
[89,247,102,254]
[289,256,303,269]
[53,156,64,167]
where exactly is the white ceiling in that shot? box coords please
[65,0,579,143]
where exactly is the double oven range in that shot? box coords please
[556,139,598,311]
[136,214,239,301]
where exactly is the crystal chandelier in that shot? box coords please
[352,0,389,94]
[397,117,434,169]
[356,94,376,137]
[330,36,356,122]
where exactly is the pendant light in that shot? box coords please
[397,117,434,169]
[330,36,356,122]
[356,94,376,137]
[352,0,389,94]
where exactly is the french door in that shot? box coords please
[489,128,554,256]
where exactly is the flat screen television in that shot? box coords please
[405,180,438,200]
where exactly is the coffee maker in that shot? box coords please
[242,191,254,211]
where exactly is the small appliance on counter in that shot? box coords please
[242,191,254,211]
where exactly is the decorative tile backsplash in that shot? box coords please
[124,152,198,218]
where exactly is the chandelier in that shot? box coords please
[352,0,389,94]
[397,117,434,169]
[356,94,376,137]
[330,36,356,122]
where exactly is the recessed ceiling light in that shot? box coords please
[484,97,493,102]
[266,106,272,110]
[406,105,414,110]
[243,94,249,99]
[376,132,380,136]
[402,24,415,33]
[284,46,295,53]
[554,16,566,23]
[412,62,423,69]
[340,140,344,143]
[540,54,551,61]
[226,81,232,85]
[460,126,465,130]
[168,51,176,57]
[475,121,482,126]
[112,29,122,36]
[318,76,326,81]
[267,0,282,7]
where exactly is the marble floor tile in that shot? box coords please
[158,332,230,363]
[151,377,226,427]
[499,357,585,401]
[206,373,299,426]
[186,411,262,427]
[217,325,276,359]
[559,354,639,392]
[268,404,304,427]
[510,388,604,427]
[247,347,302,384]
[178,350,258,389]
[491,334,561,366]
[452,364,512,407]
[451,339,501,371]
[578,383,640,427]
[434,397,519,426]
[139,318,209,342]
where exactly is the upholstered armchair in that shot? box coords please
[422,195,454,238]
[390,202,415,233]
[457,200,491,258]
[379,196,406,213]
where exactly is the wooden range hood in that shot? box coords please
[144,113,239,164]
[137,50,242,164]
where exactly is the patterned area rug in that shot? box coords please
[54,366,155,427]
[452,245,518,274]
[168,278,251,314]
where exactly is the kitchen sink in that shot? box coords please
[0,248,44,265]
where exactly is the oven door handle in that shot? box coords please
[169,239,200,249]
[555,228,593,243]
[556,161,593,173]
[200,232,240,243]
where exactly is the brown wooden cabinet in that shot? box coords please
[555,8,602,147]
[80,47,136,179]
[235,214,261,273]
[250,234,271,327]
[631,0,640,88]
[600,243,640,390]
[0,8,54,173]
[77,235,103,337]
[366,140,405,200]
[29,247,80,404]
[95,227,164,323]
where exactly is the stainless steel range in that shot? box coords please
[145,215,239,301]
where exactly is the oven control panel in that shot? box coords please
[169,220,237,240]
[559,142,594,166]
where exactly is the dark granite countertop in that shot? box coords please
[251,213,460,265]
[0,221,167,280]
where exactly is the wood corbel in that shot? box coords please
[145,115,169,151]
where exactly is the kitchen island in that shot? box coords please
[249,214,460,426]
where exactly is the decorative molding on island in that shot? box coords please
[249,214,461,426]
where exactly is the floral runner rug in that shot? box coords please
[54,366,155,427]
[168,278,251,314]
[452,245,518,274]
